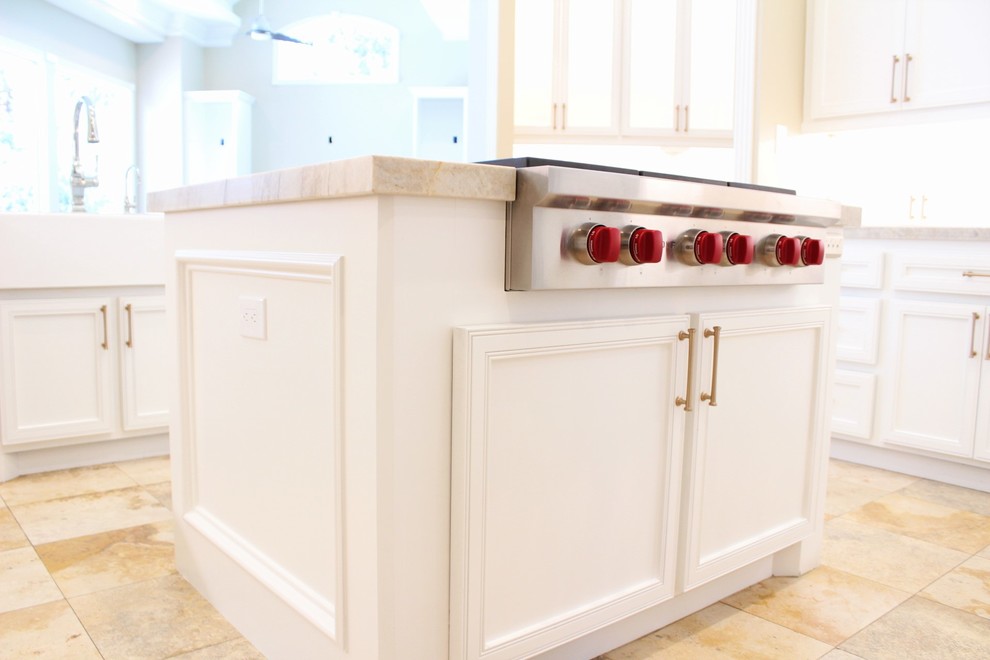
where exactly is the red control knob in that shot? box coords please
[777,237,801,266]
[800,237,825,266]
[722,232,754,265]
[675,229,723,266]
[695,231,723,265]
[586,225,621,263]
[626,227,663,264]
[761,234,801,267]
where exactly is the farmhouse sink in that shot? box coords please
[0,213,164,289]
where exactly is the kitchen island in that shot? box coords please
[150,156,844,660]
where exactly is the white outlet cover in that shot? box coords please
[239,296,267,339]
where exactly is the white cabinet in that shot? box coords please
[514,0,735,141]
[450,316,690,660]
[514,0,621,136]
[0,294,168,447]
[885,300,986,459]
[0,298,114,444]
[118,296,169,431]
[450,307,831,657]
[623,0,736,137]
[680,307,831,589]
[806,0,990,122]
[184,90,254,185]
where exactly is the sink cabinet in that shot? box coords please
[0,294,168,447]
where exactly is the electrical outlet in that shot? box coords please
[239,296,267,339]
[824,229,843,258]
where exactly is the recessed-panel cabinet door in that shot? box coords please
[514,0,556,131]
[902,0,990,111]
[119,296,169,431]
[681,307,831,589]
[450,316,689,660]
[561,0,620,132]
[0,298,114,445]
[884,300,981,457]
[807,0,907,119]
[684,0,736,133]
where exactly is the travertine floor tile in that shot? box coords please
[70,573,240,659]
[820,650,865,659]
[0,599,101,659]
[721,565,909,645]
[144,481,172,510]
[899,479,990,516]
[822,517,968,592]
[0,546,63,614]
[114,455,171,486]
[980,544,990,560]
[841,596,990,659]
[0,507,29,551]
[600,602,832,659]
[10,486,171,546]
[0,464,137,506]
[35,520,175,598]
[169,636,267,659]
[828,460,919,492]
[920,555,990,620]
[825,478,891,517]
[844,492,990,553]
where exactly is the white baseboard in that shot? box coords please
[830,437,990,493]
[0,433,168,482]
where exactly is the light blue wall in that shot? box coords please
[203,0,472,172]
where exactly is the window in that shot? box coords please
[0,37,134,213]
[273,13,399,85]
[0,43,45,212]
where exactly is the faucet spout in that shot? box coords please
[71,96,100,212]
[124,165,141,214]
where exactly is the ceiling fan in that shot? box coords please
[246,0,311,45]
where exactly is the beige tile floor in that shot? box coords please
[1,457,988,659]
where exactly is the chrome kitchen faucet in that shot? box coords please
[71,96,100,212]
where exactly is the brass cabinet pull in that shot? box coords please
[890,54,900,103]
[903,53,913,102]
[675,104,680,131]
[125,303,133,347]
[985,318,990,360]
[920,195,927,220]
[909,195,915,219]
[963,271,990,278]
[100,305,109,350]
[675,328,696,411]
[561,103,566,130]
[684,105,689,132]
[971,312,980,358]
[552,103,557,130]
[700,326,721,406]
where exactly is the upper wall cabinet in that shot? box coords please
[514,0,622,136]
[514,0,737,144]
[806,0,990,125]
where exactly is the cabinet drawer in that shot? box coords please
[840,250,884,289]
[890,253,990,295]
[837,298,881,364]
[832,371,876,440]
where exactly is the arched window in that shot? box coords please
[273,13,399,85]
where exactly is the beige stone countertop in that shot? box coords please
[846,226,990,240]
[148,155,517,213]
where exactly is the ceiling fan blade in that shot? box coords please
[271,32,311,45]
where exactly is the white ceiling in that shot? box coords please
[44,0,471,47]
[43,0,243,47]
